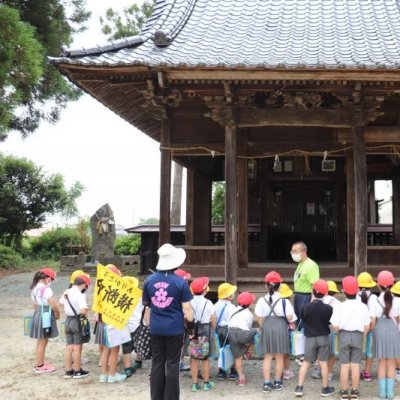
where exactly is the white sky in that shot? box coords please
[1,0,164,229]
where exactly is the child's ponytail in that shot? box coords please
[267,282,280,305]
[29,271,46,290]
[383,286,393,318]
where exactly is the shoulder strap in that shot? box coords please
[217,303,228,327]
[140,305,147,325]
[263,296,284,317]
[65,294,78,316]
[222,307,246,347]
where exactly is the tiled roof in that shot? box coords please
[51,0,400,70]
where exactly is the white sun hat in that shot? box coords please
[156,243,186,271]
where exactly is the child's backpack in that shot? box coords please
[188,301,210,360]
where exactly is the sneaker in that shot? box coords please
[203,381,216,391]
[107,372,127,383]
[294,385,304,397]
[132,360,142,370]
[321,386,336,397]
[73,369,90,379]
[125,367,135,377]
[179,362,190,372]
[99,374,108,383]
[312,368,322,379]
[263,381,273,393]
[237,378,246,387]
[191,383,201,392]
[34,364,56,374]
[273,380,283,391]
[217,370,227,380]
[283,369,295,380]
[229,371,239,380]
[360,371,372,382]
[64,370,74,379]
[339,389,349,399]
[350,389,360,399]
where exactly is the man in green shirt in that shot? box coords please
[291,241,320,329]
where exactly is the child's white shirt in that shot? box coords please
[254,291,297,321]
[191,295,215,323]
[126,298,144,333]
[228,306,254,331]
[356,291,380,316]
[323,295,341,311]
[370,293,400,322]
[215,299,236,327]
[330,299,370,332]
[59,286,88,316]
[31,282,53,306]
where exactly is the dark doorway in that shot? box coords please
[268,182,336,261]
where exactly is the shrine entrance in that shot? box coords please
[268,182,336,261]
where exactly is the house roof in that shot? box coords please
[52,0,400,70]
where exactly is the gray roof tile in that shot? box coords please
[51,0,400,70]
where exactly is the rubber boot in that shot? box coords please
[378,378,387,399]
[387,378,395,400]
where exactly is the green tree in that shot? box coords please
[100,1,155,41]
[212,182,225,225]
[139,217,159,225]
[0,154,84,246]
[115,234,141,255]
[0,1,90,139]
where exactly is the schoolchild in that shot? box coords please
[255,271,296,393]
[370,271,400,400]
[29,267,60,373]
[68,270,85,288]
[357,272,379,382]
[98,264,127,383]
[189,277,216,392]
[228,291,258,387]
[390,281,400,381]
[60,274,91,379]
[279,283,296,380]
[330,276,371,400]
[121,276,144,377]
[175,268,192,372]
[294,279,335,398]
[215,282,238,380]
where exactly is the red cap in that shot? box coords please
[313,279,329,295]
[190,277,209,294]
[342,276,359,295]
[175,269,191,280]
[377,270,394,287]
[106,264,122,277]
[39,267,56,280]
[264,271,282,284]
[76,274,91,286]
[237,291,256,306]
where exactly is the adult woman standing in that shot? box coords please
[143,243,194,400]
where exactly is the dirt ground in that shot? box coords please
[0,272,393,399]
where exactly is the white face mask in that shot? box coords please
[291,253,302,263]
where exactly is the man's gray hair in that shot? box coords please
[293,241,307,252]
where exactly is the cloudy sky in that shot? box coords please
[1,0,169,229]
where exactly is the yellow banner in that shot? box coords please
[93,264,142,329]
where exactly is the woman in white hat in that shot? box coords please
[142,243,195,400]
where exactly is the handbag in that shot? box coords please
[104,324,131,348]
[133,306,152,359]
[65,294,91,343]
[188,301,210,360]
[218,344,235,370]
[290,328,305,356]
[24,315,33,336]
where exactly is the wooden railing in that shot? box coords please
[367,224,393,246]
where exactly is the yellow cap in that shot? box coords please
[122,275,139,288]
[327,280,339,293]
[279,283,293,299]
[218,283,237,299]
[391,281,400,296]
[357,272,377,288]
[69,269,84,284]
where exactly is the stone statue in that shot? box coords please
[90,203,116,262]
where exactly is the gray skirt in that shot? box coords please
[228,327,258,358]
[94,321,107,346]
[29,307,58,339]
[373,317,400,359]
[260,316,289,355]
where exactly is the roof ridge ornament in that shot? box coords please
[153,30,172,48]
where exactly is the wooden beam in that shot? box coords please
[337,127,400,143]
[159,112,171,246]
[225,108,238,284]
[353,127,368,273]
[393,166,400,245]
[238,108,352,128]
[346,148,355,268]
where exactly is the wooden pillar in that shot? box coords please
[185,168,194,245]
[393,166,400,245]
[368,179,377,224]
[335,161,346,261]
[353,126,368,273]
[237,130,248,269]
[225,108,238,284]
[346,148,355,268]
[159,114,171,246]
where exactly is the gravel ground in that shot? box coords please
[0,272,393,399]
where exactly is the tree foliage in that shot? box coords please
[100,0,155,41]
[0,1,91,139]
[212,182,225,225]
[115,234,141,255]
[0,154,84,246]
